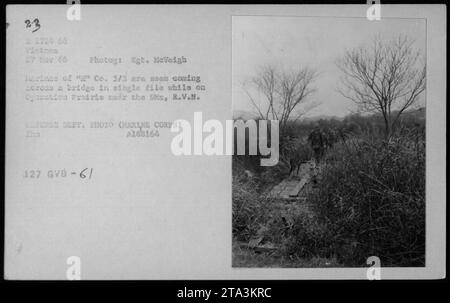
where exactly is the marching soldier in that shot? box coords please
[307,127,327,164]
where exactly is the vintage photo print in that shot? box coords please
[3,4,445,280]
[232,16,428,268]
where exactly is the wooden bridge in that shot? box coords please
[235,160,321,253]
[268,161,316,200]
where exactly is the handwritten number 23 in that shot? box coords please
[25,19,40,33]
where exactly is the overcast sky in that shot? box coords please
[232,16,426,118]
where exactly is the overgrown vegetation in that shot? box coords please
[232,110,425,267]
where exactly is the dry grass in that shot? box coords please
[232,121,425,267]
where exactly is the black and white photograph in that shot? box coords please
[232,16,427,268]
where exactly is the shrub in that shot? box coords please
[302,132,425,266]
[232,172,273,241]
[282,212,335,259]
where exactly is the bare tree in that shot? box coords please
[243,64,318,132]
[336,35,426,137]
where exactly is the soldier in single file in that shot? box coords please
[308,127,327,164]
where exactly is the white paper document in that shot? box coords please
[4,4,446,280]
